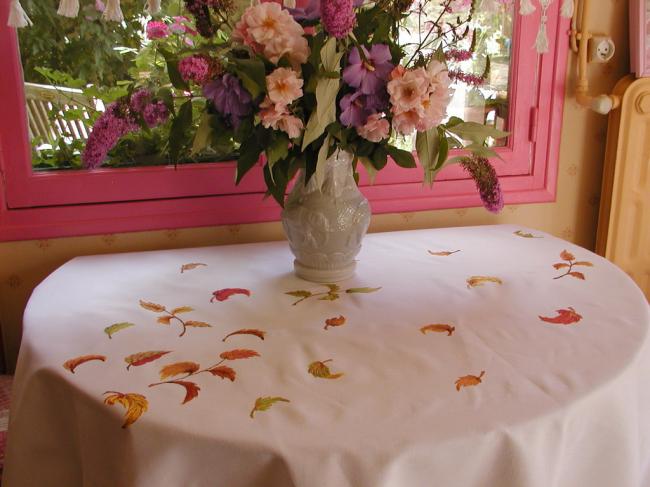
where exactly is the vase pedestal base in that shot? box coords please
[293,259,356,283]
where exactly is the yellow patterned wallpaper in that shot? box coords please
[0,0,628,371]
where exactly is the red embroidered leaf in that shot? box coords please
[170,381,200,404]
[180,263,207,273]
[159,361,200,380]
[553,263,570,270]
[560,250,575,261]
[219,349,260,360]
[539,307,582,325]
[63,354,106,374]
[569,272,585,280]
[211,288,251,302]
[139,300,166,313]
[420,324,455,336]
[324,316,346,330]
[455,371,485,391]
[208,365,236,381]
[103,392,148,428]
[125,351,172,370]
[222,329,266,342]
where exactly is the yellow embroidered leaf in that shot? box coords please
[308,359,344,379]
[171,306,194,315]
[180,263,207,273]
[139,300,166,313]
[286,290,312,298]
[63,354,107,374]
[184,320,211,328]
[573,261,594,267]
[455,371,485,391]
[467,276,503,288]
[104,322,135,339]
[324,315,346,330]
[157,316,172,325]
[428,250,461,256]
[103,392,148,428]
[345,287,382,294]
[560,250,575,261]
[420,324,455,336]
[514,230,542,238]
[325,284,340,293]
[125,350,171,370]
[250,396,290,418]
[159,361,200,380]
[318,293,339,301]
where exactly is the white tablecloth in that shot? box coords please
[5,225,650,487]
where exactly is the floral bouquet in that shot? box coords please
[82,0,507,212]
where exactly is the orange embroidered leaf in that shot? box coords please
[103,392,148,428]
[539,307,582,325]
[250,396,290,418]
[171,306,194,315]
[180,263,207,273]
[514,230,542,238]
[553,263,570,270]
[467,276,503,288]
[104,322,135,339]
[346,287,382,294]
[211,288,251,302]
[157,316,172,325]
[169,381,200,404]
[560,250,575,261]
[63,354,106,374]
[573,261,594,267]
[569,271,585,280]
[324,316,346,330]
[428,250,461,256]
[420,324,455,336]
[159,361,200,380]
[219,349,260,360]
[308,359,344,379]
[139,300,166,313]
[208,365,236,381]
[125,350,171,370]
[184,320,212,328]
[222,329,266,342]
[455,371,485,391]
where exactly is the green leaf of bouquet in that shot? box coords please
[169,100,193,162]
[158,48,190,92]
[236,139,262,185]
[446,122,509,145]
[436,131,449,170]
[371,145,388,171]
[191,113,215,155]
[231,57,266,99]
[386,145,417,169]
[263,163,288,207]
[313,134,332,191]
[445,116,465,128]
[415,128,439,185]
[156,87,175,115]
[465,143,499,160]
[358,156,377,184]
[266,133,290,184]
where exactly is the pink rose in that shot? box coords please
[266,68,303,105]
[357,113,390,142]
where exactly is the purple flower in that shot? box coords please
[343,44,394,95]
[82,103,139,169]
[289,0,363,22]
[460,155,504,213]
[340,91,370,128]
[321,0,356,39]
[203,74,252,127]
[130,89,152,113]
[142,101,170,128]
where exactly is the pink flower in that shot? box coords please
[321,0,356,39]
[391,109,420,135]
[357,113,390,142]
[259,97,303,139]
[82,103,139,169]
[266,68,303,105]
[387,67,430,113]
[179,55,210,85]
[170,16,198,36]
[277,114,304,139]
[146,21,169,40]
[142,101,169,128]
[233,3,309,66]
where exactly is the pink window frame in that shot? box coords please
[0,2,569,242]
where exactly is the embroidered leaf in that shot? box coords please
[171,306,194,315]
[514,230,542,238]
[420,324,455,336]
[553,263,570,270]
[222,329,266,342]
[573,261,594,267]
[220,349,260,360]
[159,361,200,380]
[324,316,346,330]
[211,288,251,302]
[104,322,135,339]
[170,380,200,404]
[560,250,575,261]
[345,287,382,294]
[103,392,148,428]
[185,320,212,328]
[455,371,485,391]
[569,271,585,280]
[139,300,166,313]
[250,396,290,418]
[318,293,339,301]
[467,276,503,288]
[181,263,207,273]
[208,365,236,381]
[63,354,106,374]
[125,351,171,370]
[539,307,582,325]
[325,284,340,293]
[308,359,344,379]
[285,290,312,298]
[428,250,461,256]
[157,316,172,325]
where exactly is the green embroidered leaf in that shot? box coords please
[104,322,135,339]
[285,290,312,298]
[318,293,339,301]
[513,230,542,238]
[250,396,290,418]
[325,284,340,292]
[345,287,382,294]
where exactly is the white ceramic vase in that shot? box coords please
[281,149,371,282]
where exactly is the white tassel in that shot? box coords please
[57,0,80,18]
[146,0,161,15]
[519,0,535,16]
[7,0,32,28]
[560,0,574,18]
[534,19,549,53]
[103,0,124,21]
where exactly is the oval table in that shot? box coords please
[5,225,650,487]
